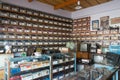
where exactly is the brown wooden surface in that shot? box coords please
[37,0,112,11]
[54,0,77,10]
[77,51,90,59]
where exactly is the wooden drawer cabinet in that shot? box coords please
[77,51,89,59]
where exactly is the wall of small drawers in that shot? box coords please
[73,17,120,47]
[0,2,73,53]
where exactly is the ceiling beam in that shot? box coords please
[85,0,92,6]
[54,0,77,10]
[95,0,100,4]
[28,0,33,2]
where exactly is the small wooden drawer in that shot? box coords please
[92,37,97,40]
[86,37,91,40]
[17,41,24,45]
[33,11,39,16]
[38,36,43,39]
[18,15,25,19]
[97,31,103,35]
[8,35,16,39]
[81,37,85,40]
[54,22,58,25]
[58,17,62,21]
[24,29,30,33]
[33,24,38,27]
[0,11,9,17]
[24,35,31,39]
[11,6,19,12]
[32,42,37,45]
[25,16,31,21]
[0,3,2,9]
[49,21,53,24]
[25,42,31,45]
[19,22,26,26]
[20,8,26,13]
[32,36,37,39]
[37,30,42,34]
[82,18,87,21]
[97,36,103,40]
[110,30,118,34]
[0,26,7,32]
[10,20,18,25]
[1,19,10,24]
[104,30,109,34]
[2,4,11,10]
[7,27,15,32]
[16,28,23,33]
[40,13,44,17]
[0,40,4,45]
[44,20,49,23]
[31,29,37,33]
[45,14,49,18]
[43,31,48,34]
[111,36,118,40]
[10,13,17,18]
[91,31,96,35]
[0,34,8,39]
[26,23,32,27]
[17,35,24,39]
[38,19,43,22]
[104,36,110,40]
[32,18,38,22]
[50,16,54,19]
[26,10,33,15]
[54,17,58,20]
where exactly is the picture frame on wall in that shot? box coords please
[92,20,99,30]
[100,16,109,30]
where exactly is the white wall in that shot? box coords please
[72,0,120,20]
[1,0,71,18]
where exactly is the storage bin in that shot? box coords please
[10,68,21,75]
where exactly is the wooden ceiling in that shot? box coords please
[29,0,112,11]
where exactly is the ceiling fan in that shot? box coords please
[75,0,82,10]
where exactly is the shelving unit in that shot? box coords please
[4,55,51,80]
[4,53,76,80]
[0,2,73,53]
[51,53,75,80]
